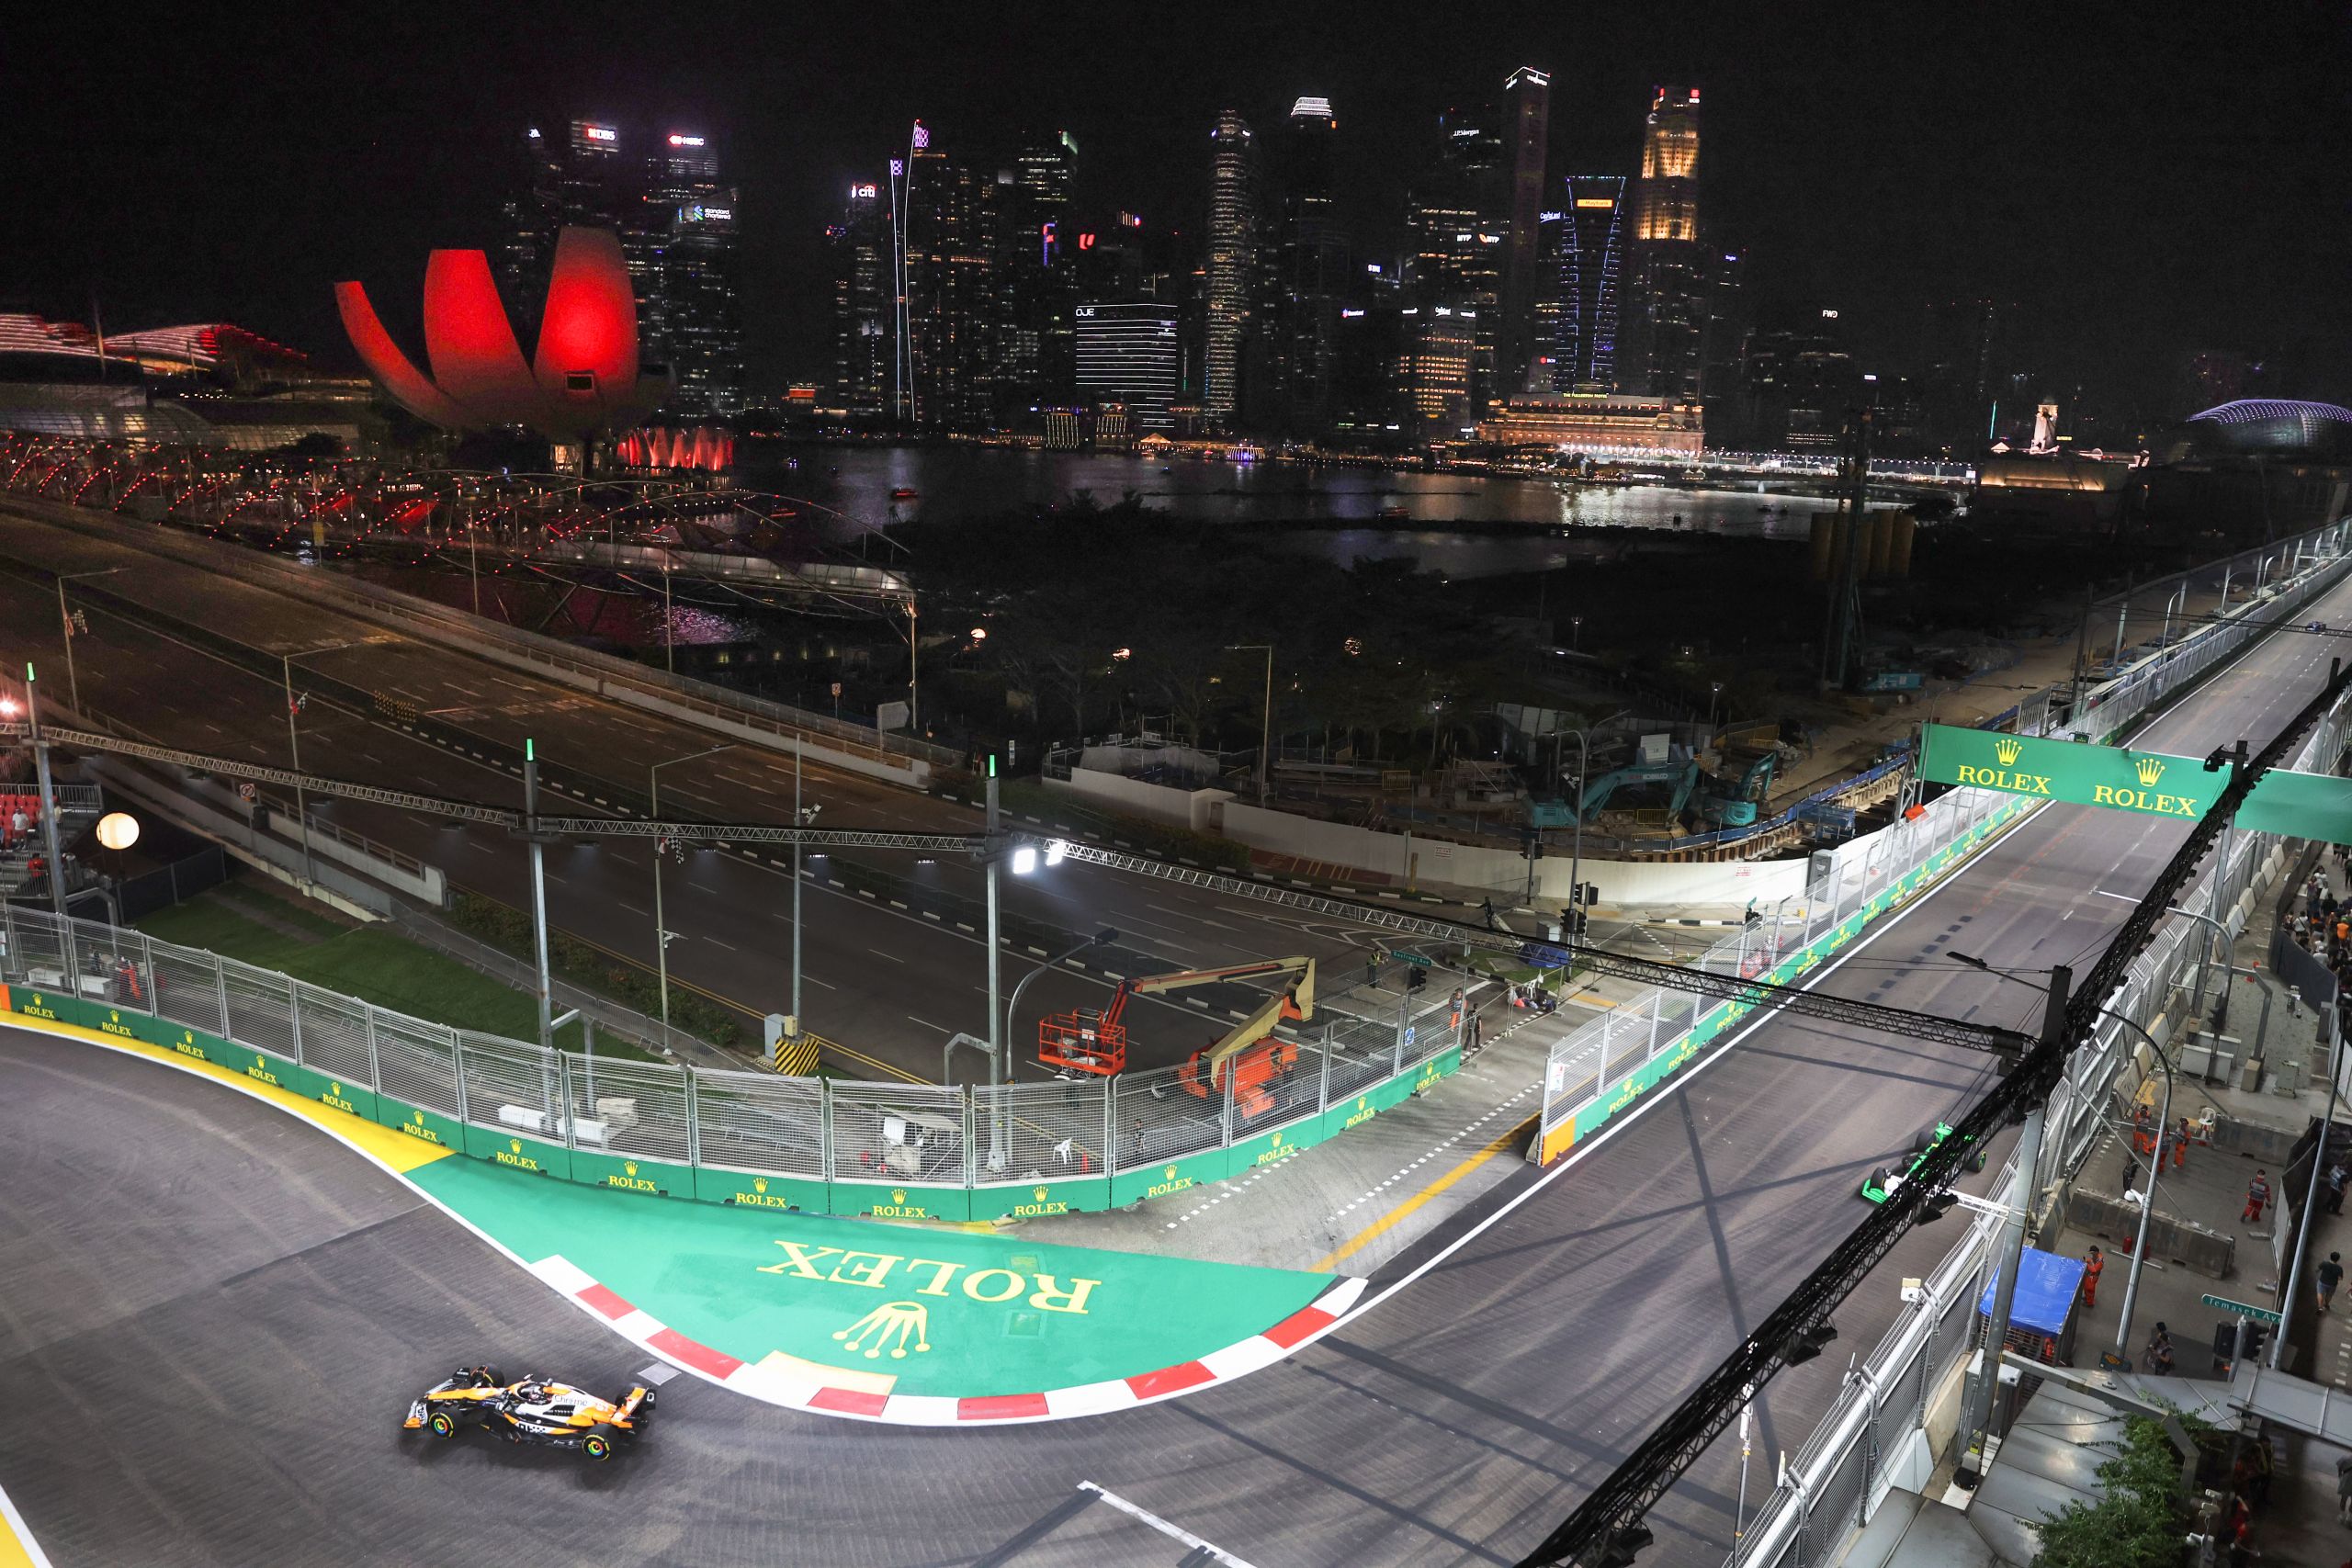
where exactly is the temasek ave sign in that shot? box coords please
[1919,726,2221,819]
[1919,722,2352,842]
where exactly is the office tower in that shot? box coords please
[1625,86,1708,400]
[1398,305,1475,438]
[1075,300,1180,432]
[1919,298,2006,454]
[902,133,1000,430]
[1699,246,1748,442]
[998,128,1080,418]
[1270,95,1349,437]
[1497,66,1551,396]
[829,181,889,421]
[500,120,742,415]
[1203,108,1258,426]
[1555,175,1626,391]
[645,131,744,414]
[1408,104,1505,412]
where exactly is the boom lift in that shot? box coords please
[1038,957,1317,1120]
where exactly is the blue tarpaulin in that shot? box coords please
[1976,1246,2086,1335]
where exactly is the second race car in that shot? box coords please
[402,1366,656,1461]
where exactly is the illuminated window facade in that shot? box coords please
[1075,301,1179,432]
[1555,175,1625,392]
[1398,309,1475,436]
[1203,108,1257,424]
[1633,87,1701,243]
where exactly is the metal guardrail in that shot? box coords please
[0,899,1473,1223]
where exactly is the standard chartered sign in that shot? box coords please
[1920,722,2352,841]
[1919,726,2221,820]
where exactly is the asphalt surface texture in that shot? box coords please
[4,500,2348,1566]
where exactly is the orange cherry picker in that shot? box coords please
[1036,956,1317,1121]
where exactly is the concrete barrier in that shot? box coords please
[258,807,446,905]
[2063,1187,2237,1279]
[1046,768,1233,834]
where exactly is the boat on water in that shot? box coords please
[890,487,919,500]
[1376,503,1411,520]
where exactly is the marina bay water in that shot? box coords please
[742,442,1820,580]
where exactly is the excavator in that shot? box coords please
[1037,957,1316,1122]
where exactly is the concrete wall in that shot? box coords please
[258,808,446,906]
[1047,769,1233,835]
[1213,800,1811,908]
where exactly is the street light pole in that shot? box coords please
[1955,963,2070,1491]
[650,744,734,1032]
[983,762,1005,1166]
[998,927,1119,1171]
[662,553,675,673]
[24,665,71,930]
[524,739,554,1050]
[1227,644,1274,804]
[55,567,123,716]
[793,745,804,1034]
[279,639,361,890]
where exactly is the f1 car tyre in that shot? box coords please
[427,1410,460,1439]
[582,1434,614,1461]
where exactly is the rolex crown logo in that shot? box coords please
[110,1010,120,1023]
[1164,1165,1179,1179]
[1993,738,2022,766]
[753,1177,768,1193]
[1356,1095,1368,1111]
[2134,755,2165,786]
[833,1300,931,1359]
[413,1109,424,1123]
[625,1160,639,1177]
[890,1188,907,1204]
[509,1138,522,1154]
[329,1082,341,1096]
[1033,1186,1048,1201]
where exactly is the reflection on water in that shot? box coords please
[740,442,1823,578]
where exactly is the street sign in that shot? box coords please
[1921,722,2352,843]
[1403,1025,1417,1047]
[1392,950,1433,967]
[2199,1293,2282,1325]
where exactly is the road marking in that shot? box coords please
[1075,1483,1261,1568]
[0,1475,53,1568]
[867,947,905,964]
[707,937,739,953]
[1314,1112,1537,1270]
[906,1015,953,1033]
[615,898,647,915]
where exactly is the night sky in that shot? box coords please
[7,3,2346,412]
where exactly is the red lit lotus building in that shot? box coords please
[335,228,668,466]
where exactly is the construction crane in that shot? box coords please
[1037,957,1316,1120]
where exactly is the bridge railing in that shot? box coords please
[0,900,1474,1224]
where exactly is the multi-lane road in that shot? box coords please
[3,501,2346,1565]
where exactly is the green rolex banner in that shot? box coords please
[1918,725,2219,820]
[1920,722,2352,843]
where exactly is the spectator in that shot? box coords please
[6,804,25,843]
[2245,1169,2272,1224]
[2175,1117,2193,1169]
[2337,1451,2352,1526]
[2082,1245,2104,1308]
[2321,1251,2345,1314]
[2330,1159,2349,1216]
[2144,1322,2175,1375]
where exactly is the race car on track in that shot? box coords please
[402,1366,655,1461]
[1860,1121,1986,1204]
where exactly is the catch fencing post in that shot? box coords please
[1647,987,1662,1055]
[1102,1073,1119,1194]
[288,979,305,1066]
[1318,1023,1333,1111]
[684,1065,701,1167]
[559,1053,577,1149]
[213,953,231,1038]
[451,1039,469,1125]
[819,1077,834,1181]
[363,1003,381,1092]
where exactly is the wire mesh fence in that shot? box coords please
[0,893,1481,1203]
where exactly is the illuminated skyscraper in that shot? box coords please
[829,181,888,421]
[1075,300,1179,432]
[1203,108,1258,426]
[1555,175,1626,391]
[1270,95,1348,436]
[1497,66,1551,396]
[1398,305,1475,438]
[1000,128,1080,418]
[645,131,744,415]
[1408,105,1504,412]
[500,120,742,416]
[1626,87,1708,401]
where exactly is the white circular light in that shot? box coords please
[96,811,140,851]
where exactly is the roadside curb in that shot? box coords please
[526,1254,1367,1426]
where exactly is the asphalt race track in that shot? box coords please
[4,518,2349,1563]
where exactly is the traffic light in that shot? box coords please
[1407,967,1427,993]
